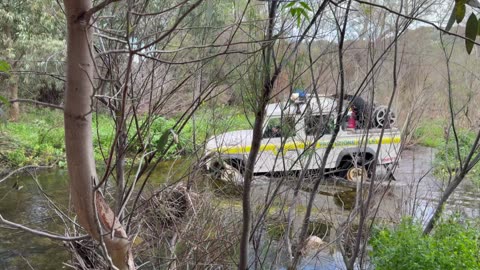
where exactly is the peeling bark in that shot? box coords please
[63,1,134,269]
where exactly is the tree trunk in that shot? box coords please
[8,75,19,121]
[424,171,467,234]
[238,2,279,268]
[63,1,134,269]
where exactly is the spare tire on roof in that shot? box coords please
[372,105,396,128]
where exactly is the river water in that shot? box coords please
[392,147,480,221]
[0,170,70,269]
[0,147,478,269]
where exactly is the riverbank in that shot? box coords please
[0,106,253,175]
[414,119,480,186]
[0,107,113,174]
[2,107,479,189]
[0,108,65,174]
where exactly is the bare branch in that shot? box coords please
[0,165,54,184]
[83,0,122,22]
[0,214,89,242]
[134,0,205,52]
[131,0,189,16]
[9,99,63,110]
[355,0,480,47]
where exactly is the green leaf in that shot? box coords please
[445,8,456,31]
[299,8,310,20]
[290,7,302,26]
[0,60,11,75]
[290,7,296,17]
[283,1,296,10]
[478,19,480,35]
[465,13,478,54]
[455,3,466,23]
[299,1,312,12]
[156,129,170,154]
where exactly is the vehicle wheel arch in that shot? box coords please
[210,154,246,175]
[334,147,376,179]
[335,147,376,167]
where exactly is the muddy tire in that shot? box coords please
[346,167,368,181]
[336,155,374,181]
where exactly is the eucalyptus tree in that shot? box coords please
[0,0,64,120]
[62,1,137,269]
[61,0,262,268]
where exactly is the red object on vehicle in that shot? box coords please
[347,109,356,129]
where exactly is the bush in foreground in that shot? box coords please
[370,217,480,270]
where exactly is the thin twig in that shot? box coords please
[0,214,89,241]
[9,99,63,110]
[354,0,480,47]
[0,165,53,184]
[83,0,122,22]
[133,0,205,52]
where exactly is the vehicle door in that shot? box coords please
[257,115,300,173]
[303,113,335,170]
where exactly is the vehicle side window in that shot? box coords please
[264,117,296,138]
[305,114,333,136]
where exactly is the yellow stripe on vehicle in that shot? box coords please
[219,144,278,154]
[217,136,401,155]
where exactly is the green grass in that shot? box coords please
[0,105,252,171]
[370,217,480,270]
[144,105,253,159]
[180,106,253,150]
[433,128,480,184]
[414,120,480,186]
[0,108,65,168]
[414,119,445,148]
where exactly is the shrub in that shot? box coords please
[414,121,480,186]
[434,129,480,186]
[6,149,27,167]
[0,105,254,170]
[370,217,480,270]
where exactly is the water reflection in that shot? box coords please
[0,159,195,270]
[333,190,356,210]
[0,170,69,270]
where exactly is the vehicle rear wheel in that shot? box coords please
[346,167,368,181]
[335,158,354,179]
[336,155,373,181]
[210,158,245,179]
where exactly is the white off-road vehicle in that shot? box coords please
[205,94,401,181]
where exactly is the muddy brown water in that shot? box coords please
[0,147,478,269]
